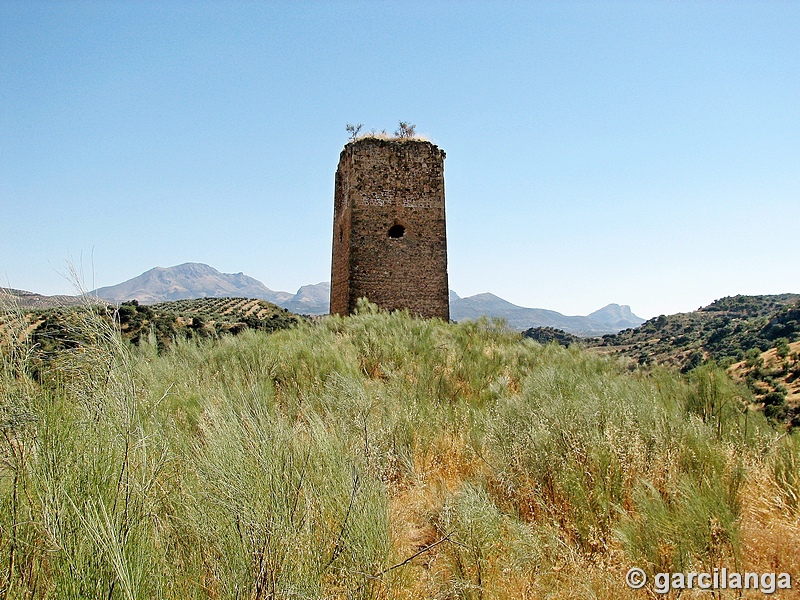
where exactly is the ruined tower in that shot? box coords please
[330,137,449,320]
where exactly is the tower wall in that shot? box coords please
[330,138,449,320]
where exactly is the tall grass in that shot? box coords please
[0,301,797,598]
[1,296,172,598]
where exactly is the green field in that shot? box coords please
[1,300,798,598]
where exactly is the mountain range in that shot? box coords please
[92,263,296,305]
[5,263,645,336]
[449,290,643,337]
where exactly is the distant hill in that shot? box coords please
[279,282,330,315]
[587,303,644,331]
[90,263,332,315]
[450,291,644,336]
[0,288,100,310]
[92,263,294,305]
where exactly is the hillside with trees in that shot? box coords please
[591,294,799,368]
[578,294,800,424]
[1,296,305,380]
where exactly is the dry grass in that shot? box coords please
[741,476,800,582]
[1,307,798,598]
[352,133,433,143]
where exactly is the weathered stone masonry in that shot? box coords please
[330,137,450,320]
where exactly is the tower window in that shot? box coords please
[388,224,406,239]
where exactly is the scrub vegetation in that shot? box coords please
[570,294,800,427]
[1,298,798,598]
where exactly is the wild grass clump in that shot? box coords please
[190,396,388,599]
[0,300,796,598]
[1,296,172,598]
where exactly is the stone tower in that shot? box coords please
[330,137,449,320]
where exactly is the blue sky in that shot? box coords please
[1,1,798,319]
